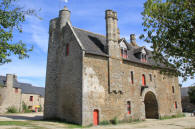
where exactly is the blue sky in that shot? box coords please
[0,0,194,87]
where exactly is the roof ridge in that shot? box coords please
[73,27,106,38]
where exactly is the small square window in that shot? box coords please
[30,96,33,101]
[15,88,18,93]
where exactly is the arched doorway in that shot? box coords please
[144,91,159,119]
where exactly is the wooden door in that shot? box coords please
[93,109,99,125]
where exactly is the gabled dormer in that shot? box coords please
[119,38,129,59]
[134,47,147,62]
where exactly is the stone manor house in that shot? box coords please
[44,7,182,126]
[0,74,45,113]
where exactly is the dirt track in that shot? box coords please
[0,113,195,129]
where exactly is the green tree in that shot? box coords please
[140,0,195,80]
[0,0,36,65]
[188,86,195,104]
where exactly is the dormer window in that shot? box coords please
[121,49,127,59]
[119,39,128,59]
[141,54,147,62]
[134,47,147,62]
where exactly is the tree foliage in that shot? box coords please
[188,86,195,104]
[0,0,35,65]
[140,0,195,80]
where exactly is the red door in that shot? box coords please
[93,109,99,126]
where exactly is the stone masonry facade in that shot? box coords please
[44,7,182,126]
[0,74,44,113]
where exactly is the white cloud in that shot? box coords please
[23,16,49,53]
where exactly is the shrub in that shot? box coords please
[110,117,118,125]
[99,120,110,125]
[7,106,17,113]
[22,102,31,113]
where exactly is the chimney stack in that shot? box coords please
[130,34,137,46]
[105,10,119,42]
[117,28,120,40]
[6,74,14,88]
[59,6,71,29]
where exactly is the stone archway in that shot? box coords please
[144,91,159,119]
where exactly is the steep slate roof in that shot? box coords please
[73,27,166,68]
[0,76,6,87]
[0,76,45,97]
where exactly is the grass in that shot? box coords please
[99,117,144,126]
[159,113,185,120]
[0,121,32,126]
[0,121,47,129]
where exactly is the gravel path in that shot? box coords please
[0,113,195,129]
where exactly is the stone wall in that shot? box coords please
[55,23,83,125]
[44,18,59,118]
[0,74,22,113]
[44,12,83,124]
[22,94,44,111]
[0,74,45,113]
[82,54,182,126]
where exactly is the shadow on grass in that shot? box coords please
[0,114,43,120]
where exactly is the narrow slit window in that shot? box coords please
[172,86,175,93]
[127,101,131,114]
[142,74,146,86]
[131,71,134,84]
[66,44,69,56]
[149,74,152,81]
[175,101,177,109]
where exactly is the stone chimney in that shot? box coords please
[13,74,17,81]
[59,6,71,29]
[105,10,119,42]
[6,74,14,88]
[130,34,137,46]
[117,28,120,40]
[105,10,120,57]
